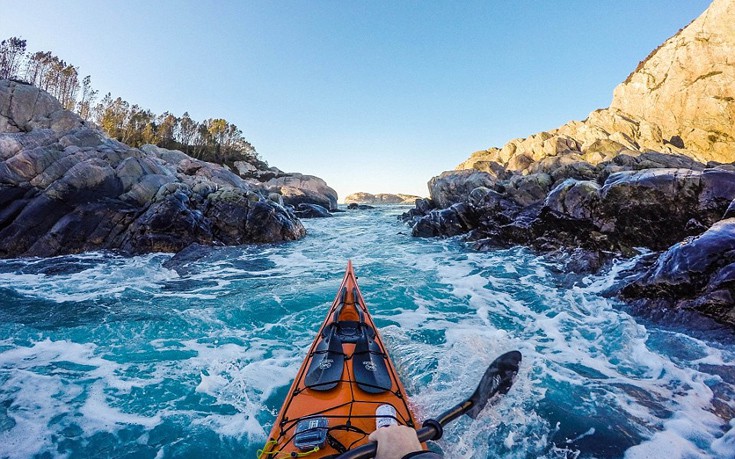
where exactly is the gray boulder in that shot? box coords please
[0,80,82,133]
[250,172,338,211]
[428,170,496,209]
[505,173,554,207]
[594,168,735,250]
[544,179,601,221]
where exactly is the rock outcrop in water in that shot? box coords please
[0,80,306,258]
[344,192,421,205]
[240,168,338,212]
[621,218,735,324]
[402,0,735,327]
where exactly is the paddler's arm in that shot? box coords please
[368,425,442,459]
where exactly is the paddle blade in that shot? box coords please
[466,350,522,419]
[353,326,392,394]
[304,326,345,391]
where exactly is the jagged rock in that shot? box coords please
[267,192,284,206]
[0,80,305,258]
[505,173,554,206]
[294,203,332,218]
[233,160,257,175]
[621,218,735,325]
[544,179,601,221]
[344,192,421,205]
[399,198,436,225]
[428,170,496,209]
[594,168,735,250]
[411,203,475,238]
[455,1,734,176]
[260,173,338,211]
[235,160,338,211]
[0,80,83,133]
[470,187,516,213]
[611,0,735,162]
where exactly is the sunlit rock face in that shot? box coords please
[610,0,735,163]
[457,0,734,176]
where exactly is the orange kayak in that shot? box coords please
[259,261,421,458]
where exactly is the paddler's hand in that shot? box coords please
[368,424,423,459]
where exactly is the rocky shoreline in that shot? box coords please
[402,0,735,328]
[0,79,342,257]
[401,155,735,326]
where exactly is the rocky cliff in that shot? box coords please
[610,0,735,162]
[0,80,306,258]
[457,0,734,175]
[403,0,735,328]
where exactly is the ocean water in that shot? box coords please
[0,206,734,459]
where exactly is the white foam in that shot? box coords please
[80,383,162,431]
[406,244,735,458]
[0,253,176,302]
[711,419,735,458]
[0,338,164,458]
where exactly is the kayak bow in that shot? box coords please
[260,261,420,458]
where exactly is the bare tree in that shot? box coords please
[0,37,27,80]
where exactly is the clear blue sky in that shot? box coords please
[1,1,711,200]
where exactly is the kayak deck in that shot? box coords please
[260,261,419,458]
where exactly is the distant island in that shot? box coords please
[344,192,422,205]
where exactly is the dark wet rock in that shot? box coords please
[544,179,601,221]
[621,218,735,326]
[411,203,475,238]
[347,203,375,210]
[412,165,735,256]
[0,80,305,258]
[294,203,332,218]
[414,197,435,214]
[399,198,436,225]
[550,247,610,275]
[594,168,735,250]
[506,173,554,206]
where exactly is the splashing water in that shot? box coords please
[0,207,733,458]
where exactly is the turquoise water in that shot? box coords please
[1,207,734,458]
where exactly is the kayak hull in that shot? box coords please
[261,261,419,458]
